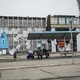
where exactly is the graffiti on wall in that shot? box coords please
[0,32,9,49]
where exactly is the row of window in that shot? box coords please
[0,17,46,27]
[51,17,80,25]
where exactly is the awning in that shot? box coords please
[27,31,80,40]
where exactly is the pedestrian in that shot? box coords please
[43,47,49,58]
[37,47,42,59]
[13,53,17,61]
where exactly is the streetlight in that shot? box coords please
[69,20,74,64]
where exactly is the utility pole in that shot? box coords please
[70,20,74,64]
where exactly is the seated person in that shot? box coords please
[27,49,34,59]
[43,47,47,54]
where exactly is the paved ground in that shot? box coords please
[0,64,80,80]
[0,52,80,80]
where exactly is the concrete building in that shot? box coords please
[47,15,80,52]
[0,15,80,55]
[77,0,80,14]
[0,16,46,55]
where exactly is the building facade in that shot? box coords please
[0,15,80,55]
[77,0,80,15]
[0,16,46,54]
[47,15,80,52]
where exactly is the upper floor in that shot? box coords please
[47,15,80,28]
[0,16,46,28]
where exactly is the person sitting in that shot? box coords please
[27,49,34,59]
[43,47,47,54]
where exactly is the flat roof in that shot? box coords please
[28,31,80,40]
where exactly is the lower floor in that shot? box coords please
[0,27,80,55]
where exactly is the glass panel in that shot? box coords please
[16,19,19,27]
[4,18,8,27]
[66,18,70,24]
[24,19,27,27]
[37,20,41,27]
[51,17,57,24]
[28,19,32,27]
[33,19,37,27]
[19,19,22,27]
[2,18,4,26]
[59,17,65,24]
[76,18,79,24]
[9,19,13,27]
[42,19,46,27]
[73,18,77,24]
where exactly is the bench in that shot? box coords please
[59,51,73,57]
[33,50,49,59]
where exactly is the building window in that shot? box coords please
[51,17,58,24]
[59,17,65,24]
[73,18,79,24]
[66,18,71,24]
[55,28,69,31]
[8,18,13,27]
[33,19,37,27]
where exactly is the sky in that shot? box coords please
[0,0,79,17]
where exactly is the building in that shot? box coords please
[0,14,80,55]
[0,16,46,55]
[77,0,80,15]
[47,15,80,52]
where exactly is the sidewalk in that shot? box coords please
[0,61,80,80]
[0,52,80,80]
[0,52,80,70]
[0,52,80,62]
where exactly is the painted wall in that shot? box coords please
[0,32,9,49]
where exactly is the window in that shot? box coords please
[4,17,8,27]
[59,17,65,24]
[73,18,79,24]
[55,28,69,31]
[8,18,13,27]
[33,18,37,27]
[51,17,58,24]
[42,19,46,27]
[66,18,70,24]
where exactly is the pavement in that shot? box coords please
[0,52,80,62]
[0,52,80,68]
[0,64,80,80]
[0,52,80,80]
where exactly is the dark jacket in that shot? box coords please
[13,53,17,58]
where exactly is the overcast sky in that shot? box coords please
[0,0,79,17]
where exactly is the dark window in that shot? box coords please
[55,28,69,31]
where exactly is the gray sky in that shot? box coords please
[0,0,79,17]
